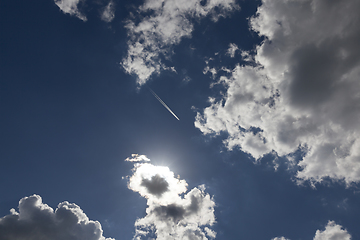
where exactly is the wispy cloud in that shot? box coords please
[54,0,87,21]
[101,1,115,23]
[195,0,360,185]
[226,43,239,58]
[126,155,216,240]
[121,0,239,86]
[0,194,114,240]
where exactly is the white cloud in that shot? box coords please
[126,155,216,240]
[121,0,239,86]
[125,153,151,162]
[272,237,290,240]
[0,194,114,240]
[195,0,360,185]
[101,1,115,23]
[313,221,351,240]
[272,221,351,240]
[54,0,87,21]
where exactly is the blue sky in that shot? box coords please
[1,0,360,239]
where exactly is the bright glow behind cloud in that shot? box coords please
[126,155,216,240]
[121,0,239,86]
[195,0,360,185]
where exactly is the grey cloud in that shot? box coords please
[141,174,169,197]
[0,194,114,240]
[153,204,186,222]
[195,0,360,184]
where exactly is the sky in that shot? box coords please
[1,0,360,239]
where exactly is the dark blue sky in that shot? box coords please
[1,1,360,240]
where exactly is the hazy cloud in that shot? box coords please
[121,0,239,86]
[54,0,87,21]
[226,43,239,58]
[101,1,115,23]
[0,194,114,240]
[126,155,216,240]
[195,0,360,184]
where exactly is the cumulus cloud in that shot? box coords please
[54,0,87,21]
[313,221,351,240]
[101,1,115,23]
[126,155,216,240]
[273,221,351,240]
[121,0,239,86]
[0,194,114,240]
[195,0,360,184]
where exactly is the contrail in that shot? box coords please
[148,88,180,121]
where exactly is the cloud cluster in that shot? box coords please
[121,0,239,86]
[273,220,351,240]
[195,0,360,184]
[0,194,114,240]
[126,155,216,240]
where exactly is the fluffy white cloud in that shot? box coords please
[126,155,216,240]
[54,0,87,21]
[272,221,351,240]
[121,0,239,86]
[125,153,151,162]
[101,1,115,23]
[313,221,351,240]
[195,0,360,184]
[0,194,114,240]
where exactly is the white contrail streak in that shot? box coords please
[148,88,180,121]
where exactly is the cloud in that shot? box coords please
[273,221,351,240]
[121,0,239,86]
[313,221,351,240]
[226,43,239,58]
[126,155,216,240]
[195,0,360,184]
[0,194,114,240]
[54,0,87,21]
[101,1,115,23]
[125,153,151,162]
